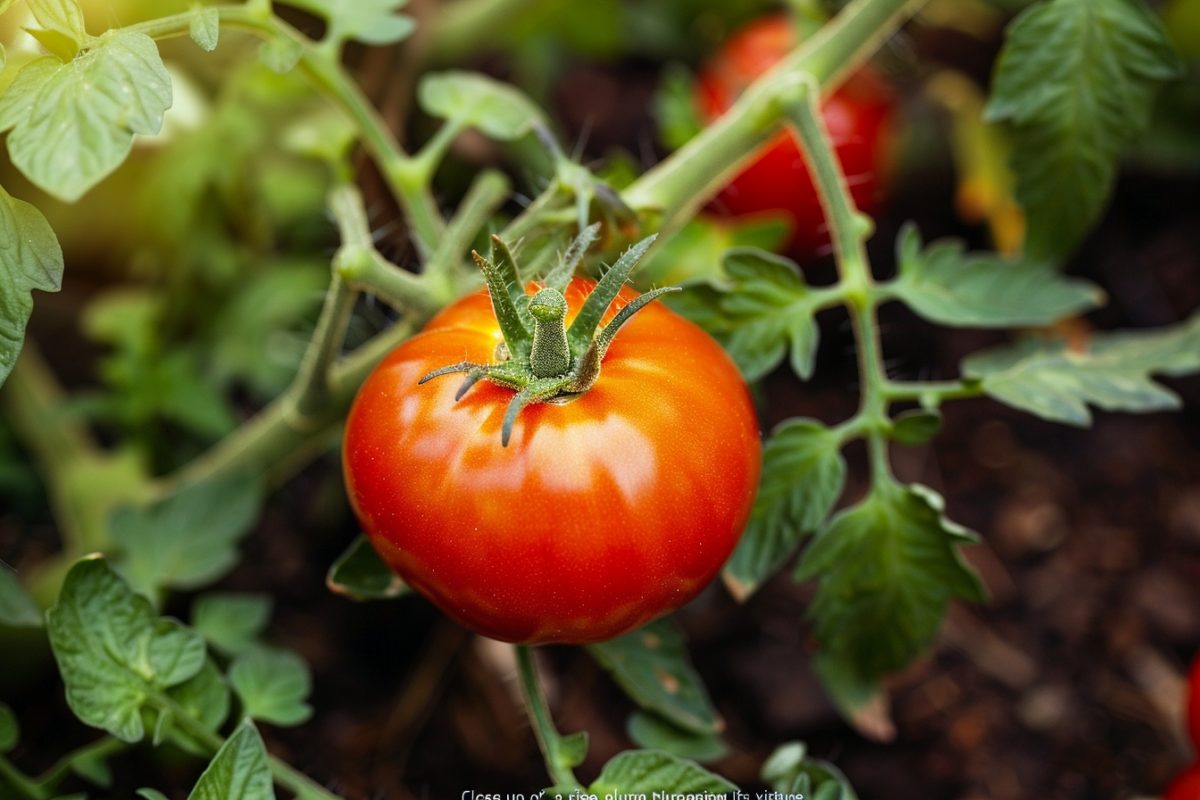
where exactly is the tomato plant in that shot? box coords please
[694,13,894,255]
[344,241,760,644]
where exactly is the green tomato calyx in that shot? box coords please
[417,225,678,446]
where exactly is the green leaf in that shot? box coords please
[762,742,858,800]
[890,409,942,445]
[586,617,721,735]
[626,712,728,763]
[167,658,231,756]
[229,647,312,727]
[326,536,408,601]
[796,484,985,682]
[137,790,170,800]
[889,223,1103,326]
[637,216,789,288]
[0,184,64,388]
[284,0,414,48]
[589,750,735,797]
[0,566,43,627]
[962,311,1200,425]
[418,71,545,141]
[719,248,821,381]
[6,30,172,202]
[70,748,113,787]
[111,472,262,600]
[258,36,302,73]
[0,58,58,132]
[45,557,206,743]
[192,593,272,656]
[985,0,1184,260]
[558,731,588,770]
[27,0,86,47]
[188,721,275,800]
[723,419,845,601]
[188,7,220,52]
[0,703,17,752]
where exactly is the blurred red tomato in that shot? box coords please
[695,14,894,256]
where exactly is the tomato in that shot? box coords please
[1167,765,1200,800]
[342,276,761,644]
[695,14,894,255]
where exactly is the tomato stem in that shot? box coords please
[514,645,585,792]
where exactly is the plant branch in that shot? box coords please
[785,78,894,483]
[422,169,512,301]
[119,4,445,258]
[34,736,127,792]
[0,756,47,800]
[882,380,983,405]
[514,645,583,791]
[621,0,921,225]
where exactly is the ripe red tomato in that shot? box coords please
[342,277,761,644]
[695,14,894,255]
[1167,764,1200,800]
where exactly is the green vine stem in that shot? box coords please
[784,77,894,483]
[514,645,583,791]
[118,4,445,258]
[0,756,47,800]
[621,0,921,225]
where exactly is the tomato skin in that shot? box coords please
[695,15,894,255]
[1167,765,1200,800]
[342,278,761,644]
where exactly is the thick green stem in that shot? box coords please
[119,5,445,258]
[423,170,512,301]
[514,646,582,791]
[786,77,894,482]
[621,0,920,224]
[883,380,983,405]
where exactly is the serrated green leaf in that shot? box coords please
[188,7,220,52]
[0,184,64,388]
[0,703,17,752]
[6,31,172,202]
[326,536,408,601]
[166,658,231,756]
[626,712,729,763]
[188,721,275,800]
[586,618,721,735]
[724,419,845,601]
[192,593,272,656]
[111,472,262,600]
[889,223,1102,326]
[718,247,821,381]
[796,484,985,682]
[890,409,942,445]
[229,647,312,727]
[418,71,544,141]
[985,0,1183,260]
[46,558,206,743]
[962,311,1200,425]
[0,566,42,627]
[762,742,858,800]
[284,0,413,48]
[589,750,735,797]
[27,0,86,46]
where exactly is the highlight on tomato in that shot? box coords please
[695,13,895,256]
[342,226,762,644]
